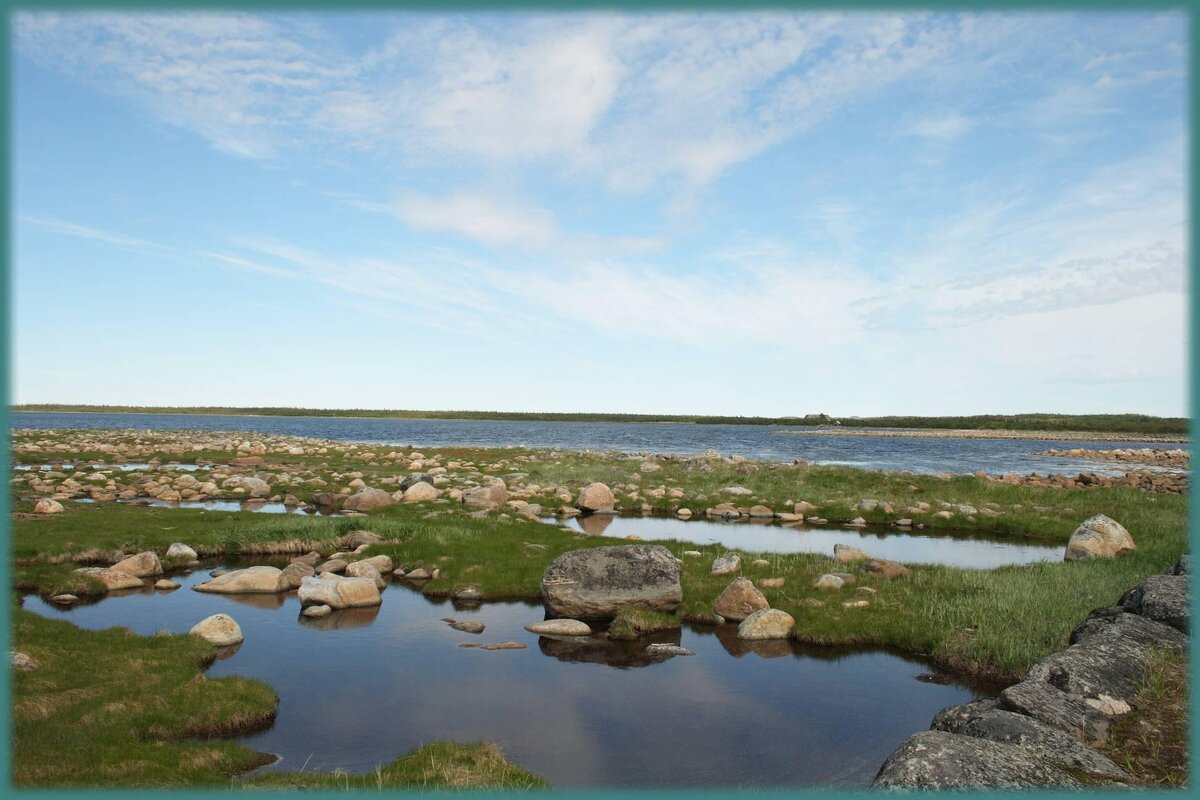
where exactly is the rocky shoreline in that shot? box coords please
[1041,447,1190,469]
[781,428,1188,443]
[986,469,1188,495]
[872,556,1190,788]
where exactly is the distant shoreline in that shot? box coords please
[8,406,1188,438]
[779,428,1188,444]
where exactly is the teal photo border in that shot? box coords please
[1,1,1194,798]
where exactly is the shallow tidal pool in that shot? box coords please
[23,562,987,788]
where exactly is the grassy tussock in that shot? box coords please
[245,742,548,789]
[607,604,682,640]
[11,605,279,786]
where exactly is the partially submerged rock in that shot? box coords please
[165,542,199,561]
[737,608,794,640]
[576,482,616,513]
[525,619,592,636]
[297,575,382,609]
[280,561,315,590]
[193,566,289,594]
[189,613,244,646]
[110,551,163,578]
[540,545,682,618]
[74,567,143,592]
[1064,515,1135,561]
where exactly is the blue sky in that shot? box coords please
[11,10,1188,416]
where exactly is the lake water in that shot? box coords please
[550,515,1063,569]
[9,411,1183,476]
[22,561,985,788]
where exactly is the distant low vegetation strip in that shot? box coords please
[9,405,1188,434]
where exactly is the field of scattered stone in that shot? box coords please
[8,427,1190,788]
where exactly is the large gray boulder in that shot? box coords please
[871,731,1081,788]
[1024,623,1164,703]
[998,680,1112,744]
[540,545,682,618]
[1069,608,1187,651]
[1119,574,1189,633]
[398,473,433,492]
[1064,515,1135,561]
[934,707,1127,783]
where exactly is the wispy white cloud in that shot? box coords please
[17,213,171,252]
[393,188,666,257]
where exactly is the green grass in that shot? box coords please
[1100,649,1189,786]
[10,603,548,789]
[10,433,1189,683]
[607,604,682,640]
[11,603,279,786]
[246,742,548,790]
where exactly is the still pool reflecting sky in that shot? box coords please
[550,514,1064,569]
[23,562,985,787]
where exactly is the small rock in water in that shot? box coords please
[525,619,591,636]
[458,641,526,651]
[51,594,78,604]
[302,604,332,618]
[448,620,486,634]
[453,586,482,601]
[646,643,694,658]
[189,613,243,646]
[154,579,180,590]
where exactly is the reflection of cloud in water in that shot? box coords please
[19,560,984,787]
[555,515,1061,568]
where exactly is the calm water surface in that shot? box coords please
[22,562,985,788]
[552,515,1064,569]
[10,411,1184,476]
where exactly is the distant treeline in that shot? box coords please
[8,405,1189,434]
